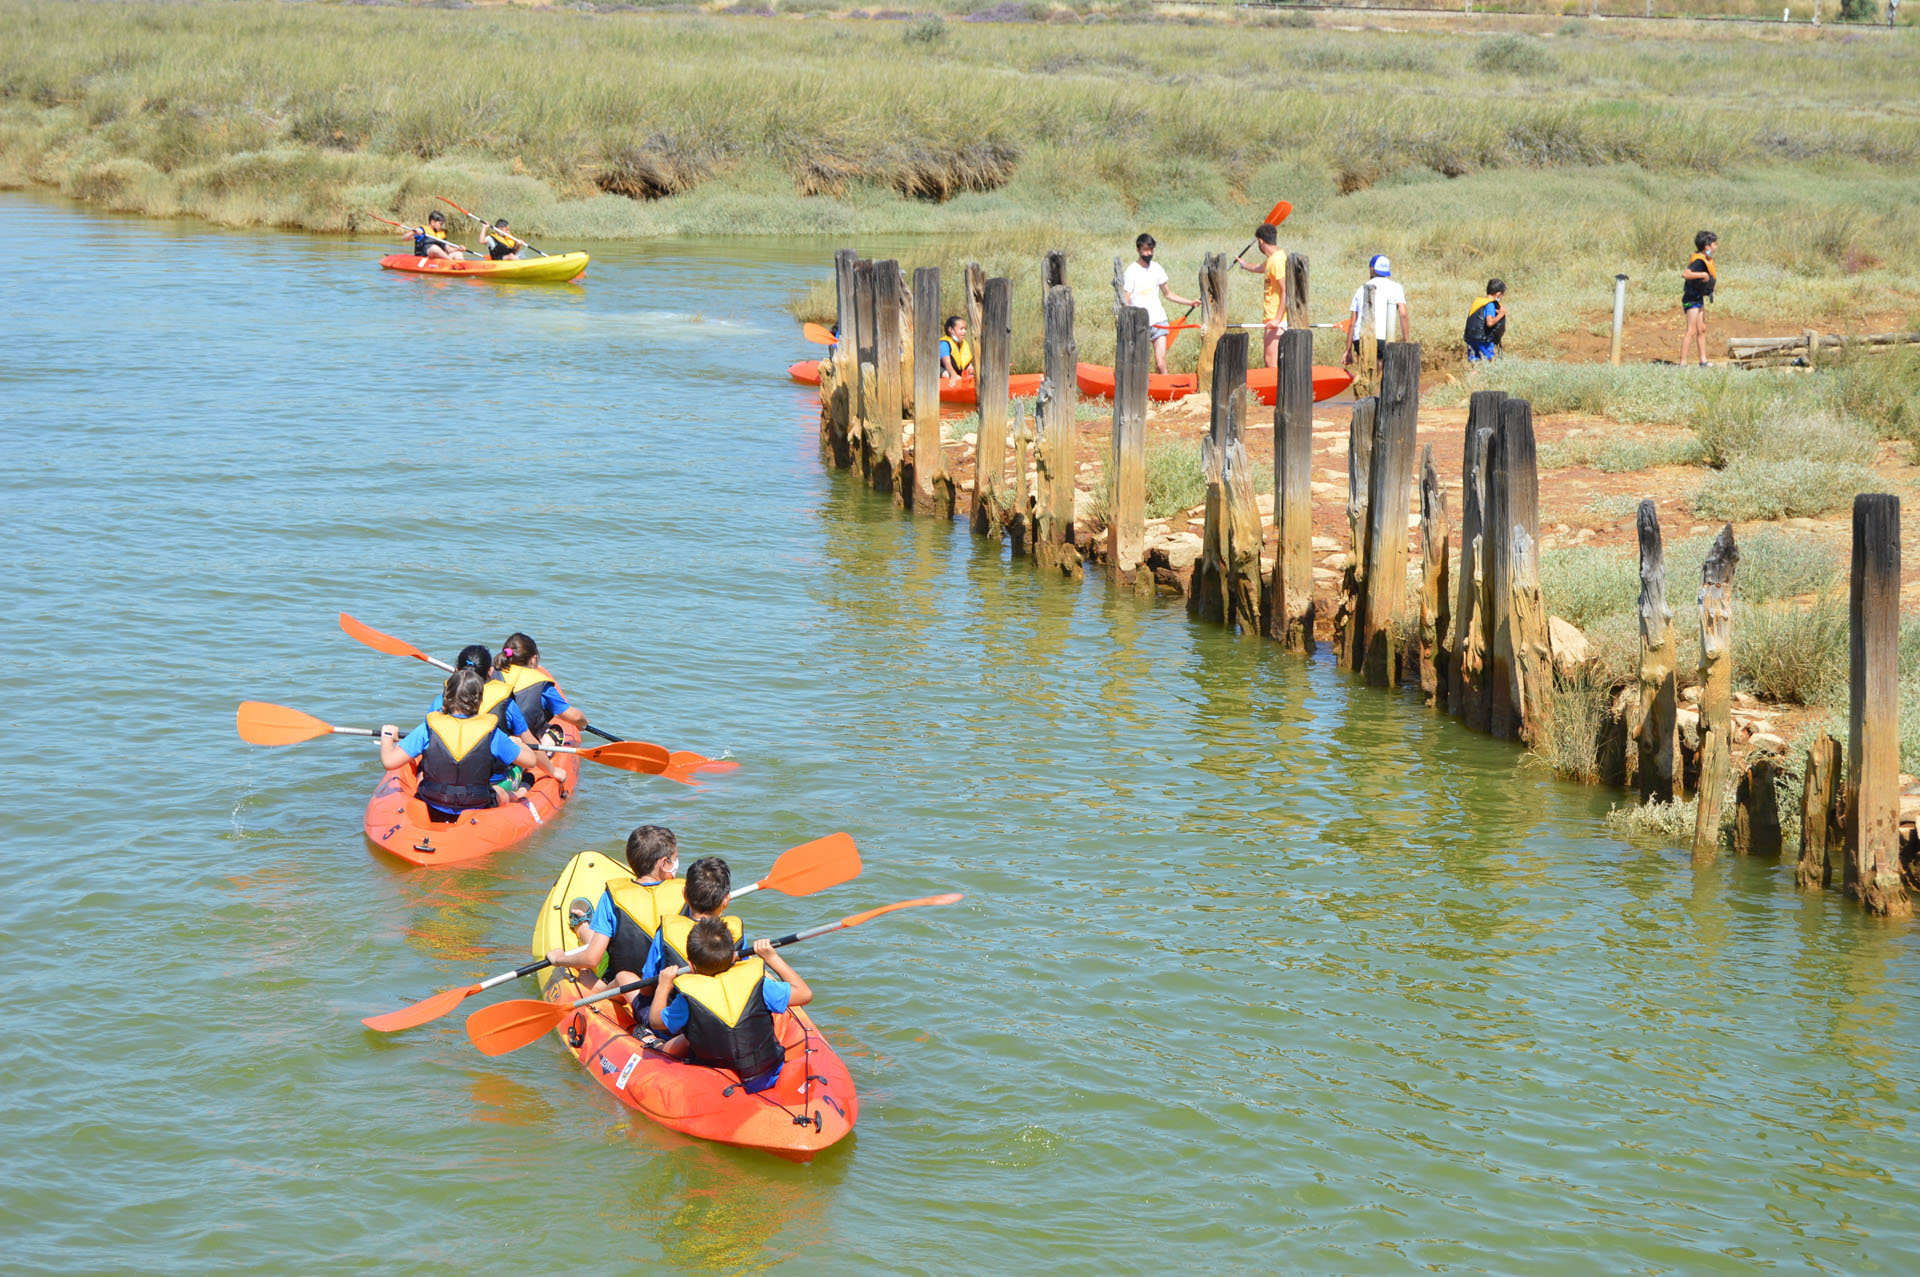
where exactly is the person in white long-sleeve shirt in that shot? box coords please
[1346,254,1410,371]
[1120,233,1200,374]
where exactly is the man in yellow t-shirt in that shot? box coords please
[1236,222,1286,368]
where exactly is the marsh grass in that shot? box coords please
[1537,431,1705,472]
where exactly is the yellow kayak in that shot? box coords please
[379,252,588,283]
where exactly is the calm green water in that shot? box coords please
[3,192,1917,1272]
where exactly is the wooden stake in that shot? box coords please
[1285,251,1309,331]
[1354,280,1380,397]
[1488,398,1541,739]
[1734,756,1783,858]
[1009,403,1033,557]
[1267,327,1314,650]
[1417,445,1451,707]
[1194,253,1232,404]
[823,250,857,465]
[1109,305,1150,582]
[964,262,985,360]
[1191,332,1249,625]
[851,259,877,480]
[1634,500,1678,803]
[1509,524,1551,740]
[972,277,1012,539]
[1796,731,1843,890]
[1448,392,1502,725]
[870,259,905,496]
[1691,525,1739,866]
[1845,493,1907,915]
[1360,341,1420,687]
[1036,283,1080,578]
[910,266,952,517]
[1042,250,1066,297]
[1335,397,1376,671]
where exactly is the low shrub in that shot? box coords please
[1690,456,1881,522]
[1736,599,1848,706]
[903,14,946,44]
[1541,545,1642,630]
[1532,669,1611,783]
[1474,35,1554,76]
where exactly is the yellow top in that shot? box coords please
[1262,251,1287,326]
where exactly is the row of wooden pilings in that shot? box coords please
[813,249,1910,918]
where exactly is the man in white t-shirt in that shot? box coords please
[1121,233,1200,374]
[1345,254,1410,370]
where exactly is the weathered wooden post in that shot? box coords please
[1845,493,1908,915]
[1734,756,1783,858]
[1042,250,1066,297]
[1634,500,1678,803]
[1417,446,1451,707]
[1354,280,1380,398]
[1691,525,1739,866]
[896,266,915,416]
[910,266,952,517]
[869,259,906,495]
[1218,334,1261,630]
[1009,403,1033,557]
[1285,252,1310,331]
[971,277,1012,539]
[1448,393,1502,725]
[1335,397,1376,671]
[964,262,985,358]
[1487,398,1540,739]
[1267,327,1315,650]
[1796,732,1844,889]
[1510,524,1552,740]
[1360,341,1420,687]
[1194,253,1232,405]
[1108,305,1150,588]
[1035,283,1080,578]
[1190,332,1249,625]
[851,258,878,481]
[819,250,858,465]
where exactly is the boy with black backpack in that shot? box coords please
[1464,279,1507,364]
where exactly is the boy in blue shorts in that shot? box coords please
[1464,279,1506,364]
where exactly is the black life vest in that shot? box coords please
[1463,297,1505,347]
[674,957,785,1082]
[496,664,557,736]
[486,231,519,261]
[413,227,450,256]
[416,712,502,811]
[656,913,743,972]
[599,879,688,978]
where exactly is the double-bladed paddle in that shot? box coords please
[234,701,670,775]
[436,195,551,258]
[361,832,863,1032]
[336,613,736,785]
[465,891,963,1057]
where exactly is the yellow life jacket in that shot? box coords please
[657,913,743,972]
[418,712,501,810]
[673,956,784,1080]
[942,336,973,374]
[600,878,687,977]
[495,663,558,735]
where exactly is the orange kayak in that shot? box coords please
[1075,362,1354,405]
[787,359,1043,406]
[530,852,857,1161]
[363,714,581,868]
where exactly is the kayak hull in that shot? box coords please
[1075,362,1354,405]
[378,252,589,283]
[788,359,1041,406]
[363,713,580,868]
[530,853,857,1161]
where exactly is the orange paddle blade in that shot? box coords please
[362,983,478,1033]
[839,892,963,930]
[338,612,432,663]
[236,701,335,746]
[762,833,861,898]
[802,322,836,345]
[579,740,671,774]
[437,194,481,220]
[466,998,571,1057]
[660,750,740,786]
[1265,199,1293,227]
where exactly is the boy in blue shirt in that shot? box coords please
[648,919,812,1092]
[379,669,555,819]
[1464,279,1506,364]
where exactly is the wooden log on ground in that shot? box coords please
[971,277,1013,539]
[1360,342,1421,687]
[1634,500,1678,804]
[1035,283,1081,579]
[1691,524,1739,867]
[1734,755,1783,858]
[1488,398,1541,740]
[1285,252,1309,331]
[1335,397,1376,671]
[910,266,953,517]
[1448,392,1502,724]
[1194,253,1232,405]
[1108,305,1150,586]
[1796,731,1843,890]
[1417,445,1451,707]
[851,258,877,479]
[870,259,905,496]
[1845,493,1908,915]
[1509,525,1551,739]
[1266,327,1315,650]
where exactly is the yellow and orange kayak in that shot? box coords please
[527,852,858,1161]
[378,252,588,283]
